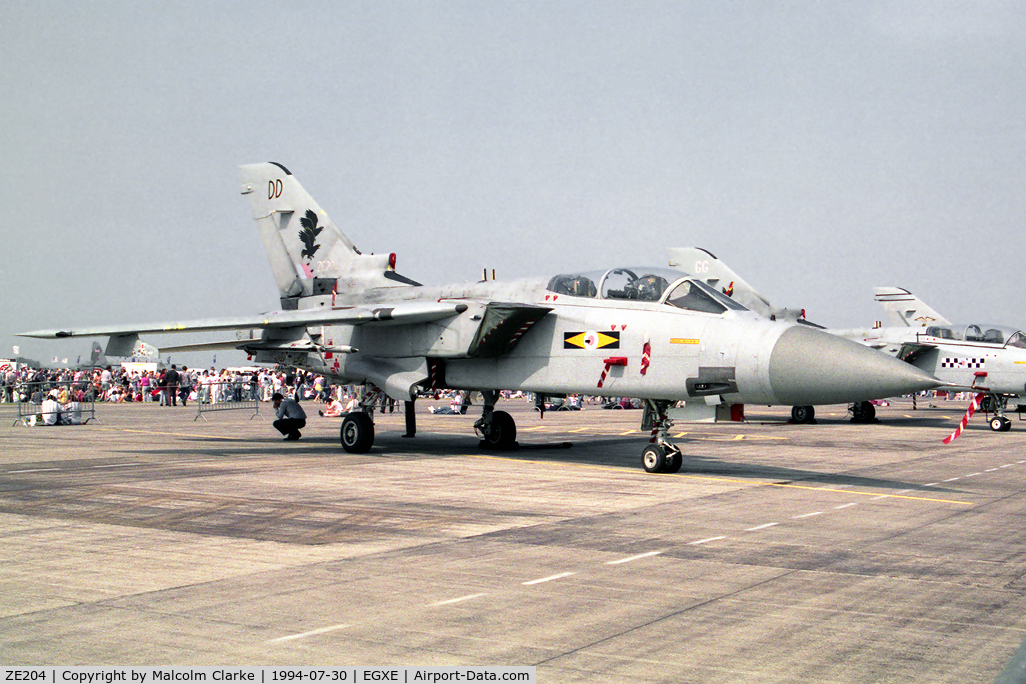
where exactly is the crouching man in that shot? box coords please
[271,391,306,441]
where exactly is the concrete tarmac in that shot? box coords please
[1,397,1025,682]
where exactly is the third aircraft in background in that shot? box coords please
[669,248,1026,432]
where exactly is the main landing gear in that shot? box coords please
[340,412,374,452]
[340,386,382,453]
[338,386,521,453]
[641,400,683,474]
[474,390,518,449]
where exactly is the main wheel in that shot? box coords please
[482,410,517,448]
[791,405,815,424]
[642,444,667,473]
[340,412,375,453]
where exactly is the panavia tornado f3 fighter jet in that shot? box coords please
[21,163,941,472]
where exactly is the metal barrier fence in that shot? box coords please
[195,381,260,421]
[9,381,98,426]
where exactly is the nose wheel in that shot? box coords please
[850,401,876,423]
[791,405,816,424]
[642,444,683,473]
[990,416,1012,432]
[641,400,684,473]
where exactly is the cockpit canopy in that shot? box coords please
[924,324,1026,348]
[546,266,748,314]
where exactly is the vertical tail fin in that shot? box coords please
[239,163,416,307]
[873,287,951,327]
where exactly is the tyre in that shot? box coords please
[852,401,876,423]
[340,412,375,453]
[483,410,516,448]
[642,444,667,473]
[991,416,1011,432]
[665,450,683,474]
[791,405,815,424]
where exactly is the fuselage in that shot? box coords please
[262,266,939,406]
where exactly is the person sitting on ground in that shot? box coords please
[320,396,345,417]
[40,391,62,426]
[272,391,307,441]
[61,398,82,425]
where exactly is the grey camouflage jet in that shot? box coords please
[21,164,940,471]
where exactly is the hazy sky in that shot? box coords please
[4,1,1025,367]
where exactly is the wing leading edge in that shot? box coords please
[18,301,471,340]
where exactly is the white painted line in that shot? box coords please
[985,468,999,472]
[895,489,911,494]
[1001,465,1013,468]
[834,503,858,510]
[966,472,981,477]
[871,495,889,501]
[430,593,487,607]
[943,477,961,482]
[7,468,61,473]
[924,483,939,487]
[792,512,822,519]
[606,551,663,565]
[92,463,137,469]
[267,623,349,643]
[746,522,779,531]
[523,572,575,585]
[690,536,727,545]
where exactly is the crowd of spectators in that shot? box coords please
[2,363,655,425]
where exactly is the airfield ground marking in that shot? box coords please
[792,511,822,519]
[690,536,727,545]
[746,522,779,531]
[834,502,858,510]
[97,426,243,441]
[523,572,575,585]
[606,551,663,565]
[467,454,973,505]
[267,623,349,643]
[430,593,488,607]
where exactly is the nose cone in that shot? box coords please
[768,325,939,405]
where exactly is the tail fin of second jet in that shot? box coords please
[239,162,418,307]
[873,286,951,328]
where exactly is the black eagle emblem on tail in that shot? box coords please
[299,209,323,260]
